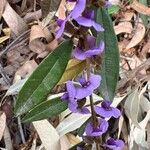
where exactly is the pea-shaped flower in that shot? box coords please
[73,35,104,60]
[104,138,124,150]
[94,100,121,118]
[85,119,108,137]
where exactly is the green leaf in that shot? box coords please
[139,0,149,26]
[22,98,67,122]
[96,8,119,101]
[108,5,120,14]
[15,40,73,116]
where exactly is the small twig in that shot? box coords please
[0,30,30,58]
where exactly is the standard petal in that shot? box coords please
[68,102,78,112]
[55,21,66,39]
[66,81,76,100]
[99,119,108,134]
[112,108,121,118]
[85,122,93,136]
[70,0,86,19]
[75,16,93,27]
[73,47,87,60]
[80,107,90,114]
[92,21,104,32]
[89,74,101,89]
[76,87,93,99]
[94,106,113,118]
[87,35,96,49]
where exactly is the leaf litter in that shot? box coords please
[0,0,150,149]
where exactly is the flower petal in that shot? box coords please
[70,0,86,19]
[55,20,66,39]
[73,47,87,60]
[66,81,76,101]
[75,16,93,27]
[92,21,104,32]
[94,106,113,118]
[68,102,78,112]
[85,119,108,137]
[87,35,96,49]
[89,74,101,89]
[76,74,101,99]
[112,108,121,118]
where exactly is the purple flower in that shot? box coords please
[75,10,104,32]
[68,0,86,19]
[69,101,90,114]
[85,119,108,137]
[55,14,72,39]
[61,81,76,104]
[104,138,124,150]
[73,36,104,60]
[94,100,121,118]
[76,74,101,99]
[61,81,90,114]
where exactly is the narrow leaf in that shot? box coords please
[56,113,90,137]
[124,88,141,128]
[22,98,67,122]
[33,120,60,150]
[15,40,73,116]
[96,8,119,101]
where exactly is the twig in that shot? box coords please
[0,30,30,58]
[118,57,150,90]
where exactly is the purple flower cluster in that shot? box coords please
[57,0,124,149]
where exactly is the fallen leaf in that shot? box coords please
[2,1,28,35]
[131,0,150,16]
[126,19,145,49]
[124,88,141,128]
[3,125,13,150]
[33,120,60,150]
[0,0,6,20]
[114,22,133,35]
[56,113,90,137]
[0,112,6,141]
[67,133,81,145]
[29,25,46,54]
[24,10,42,23]
[60,135,71,150]
[14,60,38,82]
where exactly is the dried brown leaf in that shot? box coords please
[126,20,145,49]
[0,112,6,141]
[33,120,61,150]
[2,1,28,36]
[29,25,46,53]
[0,0,7,20]
[131,0,150,16]
[114,22,133,35]
[60,135,71,150]
[14,60,38,82]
